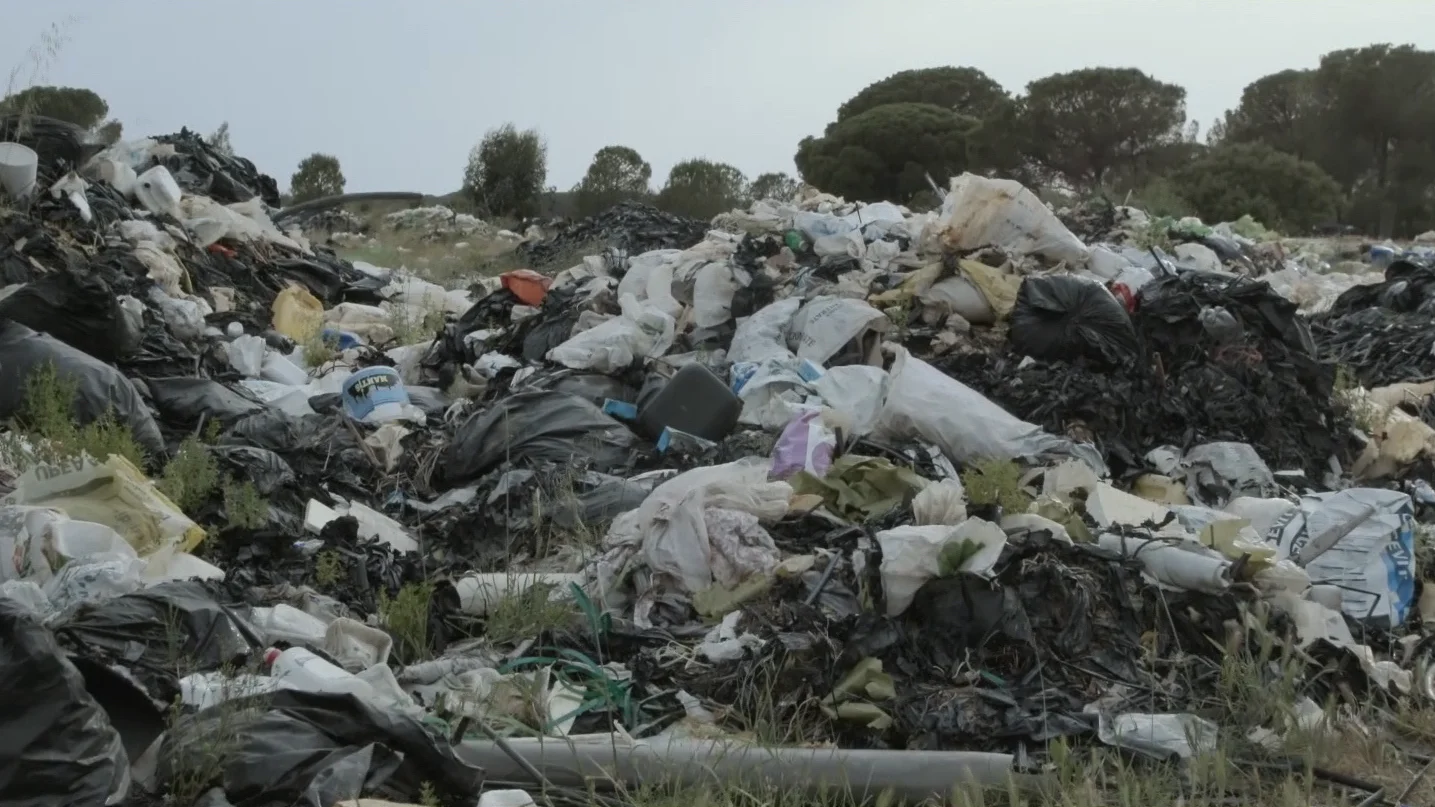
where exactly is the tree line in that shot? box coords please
[455,42,1435,236]
[10,44,1435,236]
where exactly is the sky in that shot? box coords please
[5,1,1435,198]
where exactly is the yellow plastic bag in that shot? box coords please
[2,454,206,555]
[272,284,324,341]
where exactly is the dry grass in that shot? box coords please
[336,231,525,285]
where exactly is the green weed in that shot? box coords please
[960,459,1032,515]
[484,580,578,645]
[380,580,435,664]
[222,479,268,529]
[158,436,221,513]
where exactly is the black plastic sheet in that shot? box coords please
[53,580,262,706]
[437,390,642,486]
[1315,308,1435,387]
[145,377,268,426]
[156,689,483,807]
[0,599,130,807]
[0,320,166,460]
[0,268,139,363]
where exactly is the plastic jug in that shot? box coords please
[636,363,741,442]
[265,646,376,698]
[271,285,324,341]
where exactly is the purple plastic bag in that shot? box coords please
[771,409,836,479]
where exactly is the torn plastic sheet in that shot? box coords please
[608,457,790,595]
[1096,713,1219,760]
[0,598,131,807]
[1264,488,1416,628]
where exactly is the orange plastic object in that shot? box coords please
[501,269,552,306]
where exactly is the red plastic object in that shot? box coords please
[1111,283,1136,312]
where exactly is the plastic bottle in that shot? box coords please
[265,646,376,698]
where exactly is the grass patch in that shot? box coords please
[379,580,435,664]
[960,459,1032,515]
[300,325,339,368]
[7,362,148,469]
[314,549,344,589]
[157,436,221,513]
[336,228,523,286]
[222,479,268,529]
[484,580,578,644]
[389,302,448,347]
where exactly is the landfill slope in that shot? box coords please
[0,128,1432,805]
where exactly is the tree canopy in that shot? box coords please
[656,159,747,219]
[462,124,548,219]
[1019,67,1187,190]
[1170,143,1343,233]
[796,103,974,203]
[0,85,109,128]
[574,145,652,215]
[749,172,801,202]
[837,66,1009,123]
[290,153,346,203]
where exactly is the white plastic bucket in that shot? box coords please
[0,142,38,199]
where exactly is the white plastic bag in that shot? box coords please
[690,261,740,329]
[0,505,137,583]
[617,250,683,320]
[940,173,1089,265]
[814,365,888,436]
[877,518,1006,616]
[788,296,889,366]
[546,294,677,373]
[612,458,791,594]
[913,478,968,526]
[876,346,1106,472]
[729,298,800,366]
[134,165,183,219]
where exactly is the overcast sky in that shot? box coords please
[5,1,1435,197]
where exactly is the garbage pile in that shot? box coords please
[0,119,1431,807]
[520,201,711,267]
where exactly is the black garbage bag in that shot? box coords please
[438,390,641,486]
[536,370,638,409]
[223,409,312,453]
[0,320,165,460]
[0,270,140,362]
[210,445,296,495]
[156,689,483,807]
[53,580,262,706]
[1009,275,1139,365]
[0,599,130,807]
[146,377,268,426]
